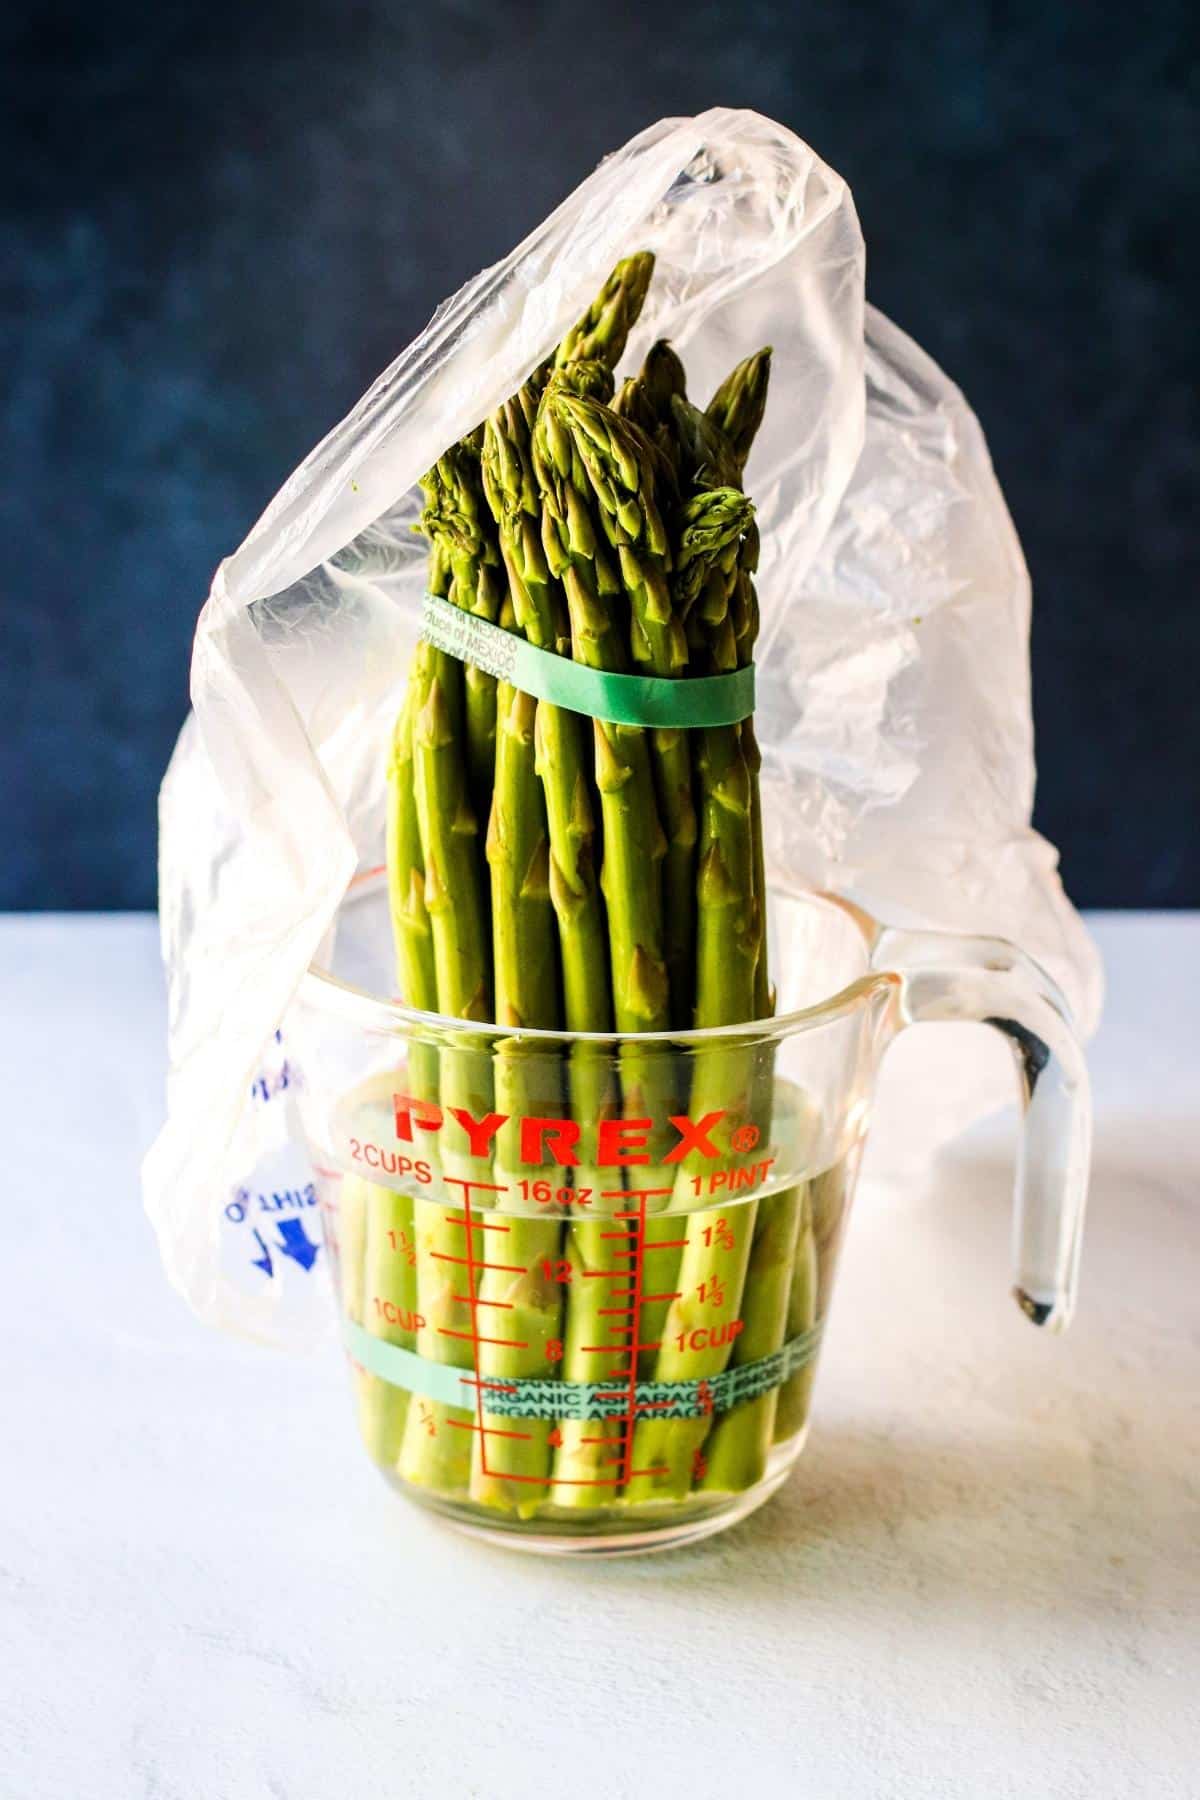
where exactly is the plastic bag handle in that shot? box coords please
[873,927,1093,1331]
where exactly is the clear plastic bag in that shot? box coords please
[144,107,1100,1346]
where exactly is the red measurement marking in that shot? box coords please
[446,1214,510,1233]
[313,1165,342,1181]
[603,1188,672,1202]
[646,1238,688,1250]
[430,1252,526,1272]
[442,1177,507,1194]
[450,1293,514,1310]
[439,1329,530,1349]
[618,1194,649,1483]
[580,1434,624,1446]
[461,1376,518,1395]
[457,1190,489,1475]
[447,1420,533,1441]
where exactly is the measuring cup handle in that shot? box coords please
[872,926,1093,1331]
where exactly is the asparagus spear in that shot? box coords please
[625,686,763,1501]
[472,676,566,1514]
[627,365,777,1500]
[554,252,654,369]
[417,445,506,819]
[483,387,623,1504]
[387,685,439,1018]
[627,489,760,1388]
[614,340,687,519]
[478,256,658,1504]
[613,344,696,1023]
[533,388,686,1490]
[350,695,440,1471]
[690,352,808,1491]
[700,725,804,1489]
[705,347,773,472]
[533,391,672,1040]
[397,624,493,1496]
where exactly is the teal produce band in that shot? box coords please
[344,1316,821,1422]
[420,592,755,729]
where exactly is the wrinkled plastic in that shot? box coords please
[143,108,1102,1346]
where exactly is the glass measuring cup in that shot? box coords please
[291,874,1091,1555]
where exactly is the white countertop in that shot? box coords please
[2,913,1197,1799]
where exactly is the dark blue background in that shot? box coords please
[4,0,1196,908]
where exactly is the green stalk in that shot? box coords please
[625,716,763,1501]
[541,682,625,1503]
[533,392,672,1047]
[483,377,625,1505]
[534,388,683,1495]
[770,1183,819,1444]
[463,258,657,1510]
[472,679,565,1515]
[555,391,696,1030]
[699,793,799,1481]
[629,486,757,1374]
[418,445,505,820]
[672,351,802,1490]
[358,1182,421,1469]
[772,1158,855,1442]
[623,370,780,1498]
[397,640,492,1497]
[386,688,439,1016]
[342,1172,425,1473]
[346,694,441,1470]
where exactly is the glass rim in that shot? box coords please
[299,872,896,1046]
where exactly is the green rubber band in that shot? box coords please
[420,592,755,728]
[343,1317,821,1422]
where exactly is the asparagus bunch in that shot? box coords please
[352,255,837,1523]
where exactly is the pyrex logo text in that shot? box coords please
[393,1096,729,1167]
